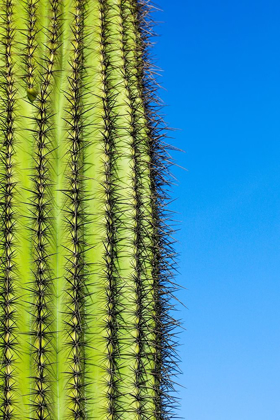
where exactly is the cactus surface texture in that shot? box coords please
[0,0,178,419]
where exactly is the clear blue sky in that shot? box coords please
[153,1,280,419]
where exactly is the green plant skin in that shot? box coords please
[0,0,174,419]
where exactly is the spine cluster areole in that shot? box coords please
[0,0,179,419]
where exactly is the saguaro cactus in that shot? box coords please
[0,0,178,419]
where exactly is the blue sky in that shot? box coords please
[153,1,280,419]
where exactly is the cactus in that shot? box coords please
[0,0,178,419]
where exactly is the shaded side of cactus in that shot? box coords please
[0,0,179,419]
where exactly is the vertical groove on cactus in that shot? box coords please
[30,1,60,417]
[0,2,17,417]
[64,1,86,417]
[0,1,179,419]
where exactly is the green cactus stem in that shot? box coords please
[0,0,178,419]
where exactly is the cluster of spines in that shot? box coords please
[0,1,17,418]
[116,0,181,417]
[117,0,156,417]
[97,1,122,416]
[128,3,162,416]
[63,1,86,418]
[24,0,39,101]
[99,1,140,417]
[29,1,60,418]
[133,0,180,417]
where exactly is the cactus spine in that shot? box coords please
[0,0,178,419]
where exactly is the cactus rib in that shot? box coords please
[98,1,122,415]
[64,0,86,417]
[25,0,38,101]
[30,1,60,417]
[0,2,17,417]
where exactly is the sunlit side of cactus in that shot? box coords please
[0,0,178,419]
